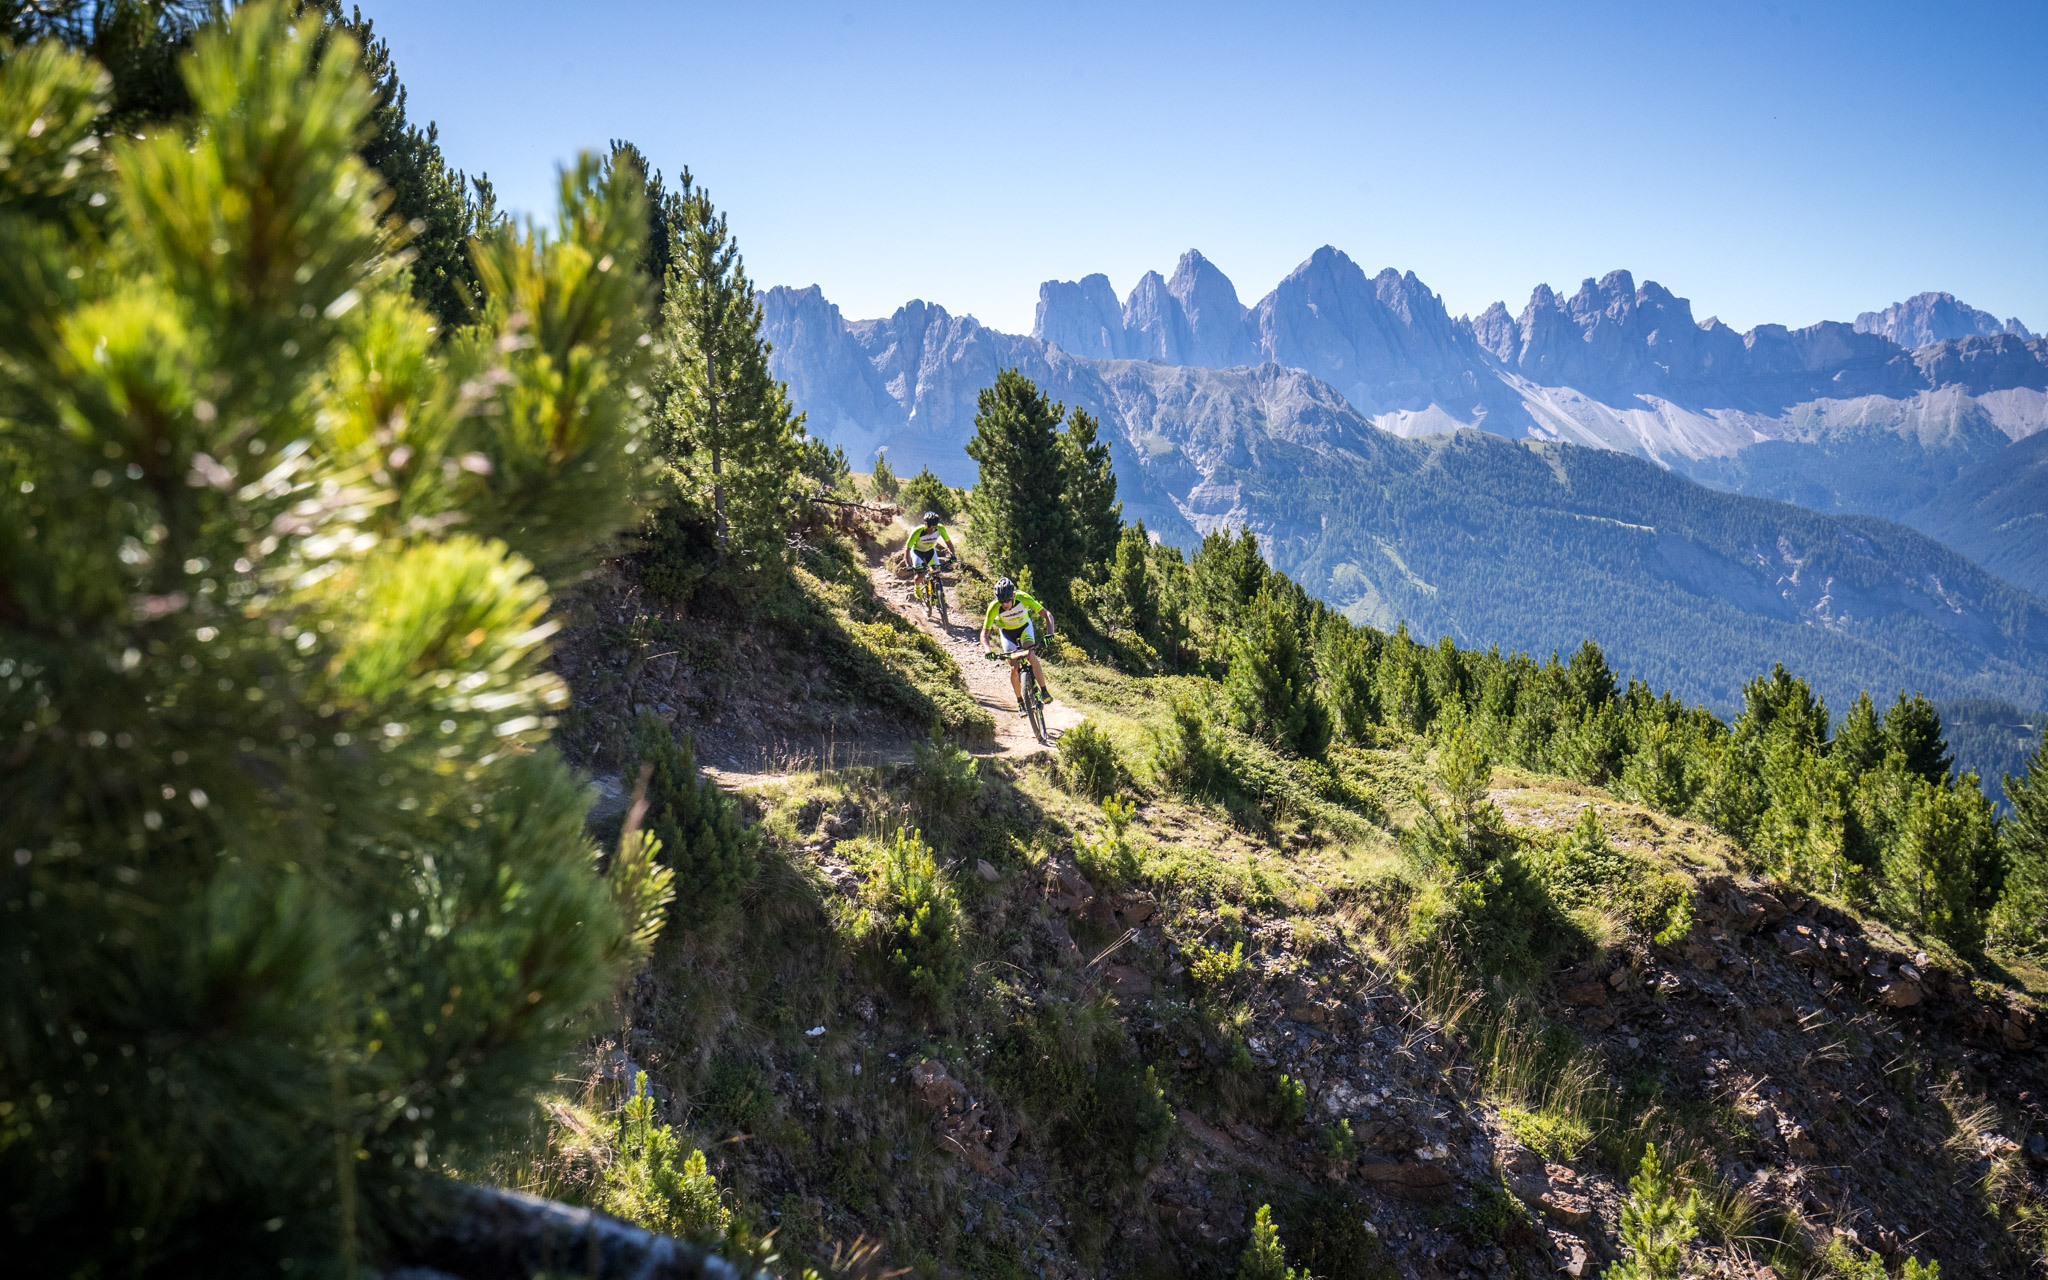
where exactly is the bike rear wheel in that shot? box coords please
[1022,668,1048,744]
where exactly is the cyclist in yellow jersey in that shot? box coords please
[979,576,1055,710]
[903,511,957,593]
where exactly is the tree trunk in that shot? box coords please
[707,344,726,554]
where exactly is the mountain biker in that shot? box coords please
[903,512,957,594]
[980,576,1055,711]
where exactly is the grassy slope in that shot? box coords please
[524,581,2048,1279]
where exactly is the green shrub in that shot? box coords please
[1186,938,1249,991]
[1058,718,1129,799]
[1295,1191,1393,1280]
[984,1000,1171,1182]
[1274,1073,1309,1128]
[1226,588,1332,757]
[900,466,957,521]
[911,734,982,826]
[1238,1203,1302,1280]
[696,1055,773,1134]
[633,710,759,909]
[1075,794,1143,888]
[1456,1179,1535,1246]
[600,1074,732,1242]
[1499,1105,1591,1162]
[1608,1142,1699,1280]
[1153,692,1292,819]
[1318,1118,1358,1163]
[1405,848,1578,989]
[870,828,963,1005]
[1540,807,1695,945]
[0,14,659,1264]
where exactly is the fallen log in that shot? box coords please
[385,1182,765,1280]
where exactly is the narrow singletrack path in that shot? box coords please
[866,558,1084,761]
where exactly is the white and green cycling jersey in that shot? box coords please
[984,590,1046,649]
[905,523,952,565]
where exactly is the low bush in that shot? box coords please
[1185,938,1249,991]
[1500,1104,1592,1162]
[1540,806,1695,944]
[1058,718,1129,799]
[911,735,982,826]
[1318,1118,1358,1164]
[1273,1073,1308,1128]
[868,828,963,1006]
[1456,1179,1536,1247]
[633,710,759,910]
[1075,794,1144,888]
[600,1075,732,1243]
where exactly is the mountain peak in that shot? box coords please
[1855,291,2035,349]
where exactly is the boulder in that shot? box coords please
[1559,982,1608,1008]
[1355,1157,1453,1199]
[1105,965,1153,1003]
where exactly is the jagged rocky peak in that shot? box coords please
[1165,249,1249,366]
[1855,291,2036,349]
[1034,273,1124,360]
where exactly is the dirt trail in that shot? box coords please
[865,559,1085,759]
[692,554,1083,793]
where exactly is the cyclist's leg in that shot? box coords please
[1001,627,1029,706]
[1028,650,1053,702]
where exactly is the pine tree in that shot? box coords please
[1877,773,1998,953]
[1566,638,1617,708]
[870,449,899,500]
[1191,526,1268,644]
[1061,407,1121,577]
[1318,617,1384,743]
[655,174,804,581]
[632,710,758,909]
[1883,691,1955,786]
[1100,522,1157,636]
[1226,588,1331,757]
[4,0,206,130]
[1609,1143,1698,1280]
[965,369,1081,601]
[1992,729,2048,955]
[0,10,662,1267]
[1237,1203,1302,1280]
[605,139,686,318]
[311,2,498,330]
[1832,691,1885,777]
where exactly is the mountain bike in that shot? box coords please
[987,642,1049,745]
[912,554,951,625]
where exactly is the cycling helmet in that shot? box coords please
[994,576,1016,602]
[922,511,940,527]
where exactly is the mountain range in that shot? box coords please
[757,252,2048,730]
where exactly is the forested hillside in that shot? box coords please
[1219,428,2048,721]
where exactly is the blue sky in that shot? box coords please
[360,0,2047,336]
